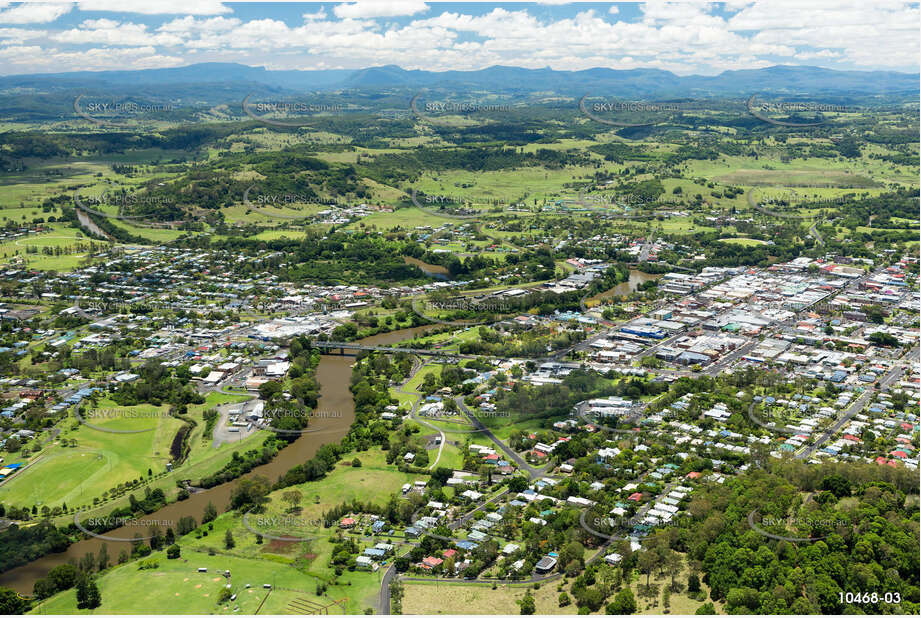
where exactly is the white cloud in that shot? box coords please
[0,44,44,59]
[795,49,843,60]
[0,44,185,71]
[52,19,185,46]
[158,16,241,34]
[78,0,231,15]
[0,27,45,43]
[0,2,72,24]
[333,1,428,19]
[733,2,919,70]
[0,1,917,75]
[303,8,327,21]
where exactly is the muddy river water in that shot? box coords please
[0,326,434,594]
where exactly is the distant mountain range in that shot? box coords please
[2,63,917,98]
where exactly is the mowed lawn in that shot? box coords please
[282,447,422,520]
[717,237,768,246]
[29,549,336,615]
[0,403,181,508]
[0,223,100,271]
[11,391,266,521]
[32,446,419,615]
[402,580,578,614]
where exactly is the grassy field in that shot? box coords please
[0,401,181,508]
[0,222,103,271]
[29,546,351,615]
[283,447,421,517]
[717,237,768,246]
[106,219,188,243]
[430,441,466,469]
[402,363,445,393]
[29,445,418,614]
[0,392,260,516]
[402,580,578,614]
[402,560,723,615]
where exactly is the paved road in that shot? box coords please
[638,229,657,262]
[796,345,917,460]
[398,361,452,469]
[456,397,553,480]
[704,340,759,376]
[808,222,825,246]
[378,562,396,614]
[747,189,823,246]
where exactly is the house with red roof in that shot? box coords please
[442,549,457,559]
[339,517,356,528]
[421,556,444,570]
[627,492,643,502]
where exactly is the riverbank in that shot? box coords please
[0,326,435,595]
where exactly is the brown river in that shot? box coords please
[0,326,435,594]
[587,269,662,303]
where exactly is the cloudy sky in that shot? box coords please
[0,1,917,76]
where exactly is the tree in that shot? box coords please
[224,530,235,550]
[96,543,109,571]
[431,466,452,486]
[230,475,270,511]
[559,541,585,569]
[695,601,716,615]
[258,380,284,401]
[637,550,657,588]
[0,587,28,614]
[868,332,898,347]
[389,579,404,614]
[575,587,604,611]
[166,544,181,559]
[607,589,636,614]
[820,475,851,498]
[47,564,80,593]
[202,501,217,523]
[85,579,101,610]
[518,592,535,615]
[282,490,303,513]
[664,549,683,591]
[558,592,571,607]
[76,575,101,610]
[688,573,701,593]
[507,475,528,493]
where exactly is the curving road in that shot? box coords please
[747,189,825,247]
[795,345,917,460]
[455,397,554,480]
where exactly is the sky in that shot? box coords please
[0,1,917,76]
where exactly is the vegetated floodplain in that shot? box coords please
[0,31,918,618]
